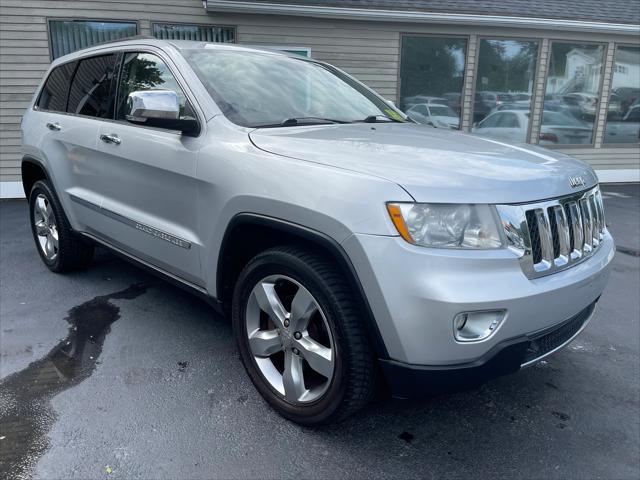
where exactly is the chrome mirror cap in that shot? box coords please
[126,90,180,122]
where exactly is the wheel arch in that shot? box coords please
[217,213,389,358]
[21,156,51,197]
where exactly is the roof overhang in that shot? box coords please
[204,1,640,35]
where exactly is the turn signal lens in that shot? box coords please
[386,204,415,244]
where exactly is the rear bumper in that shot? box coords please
[379,301,596,399]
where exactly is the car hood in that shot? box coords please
[249,123,598,203]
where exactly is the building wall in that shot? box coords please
[1,0,639,197]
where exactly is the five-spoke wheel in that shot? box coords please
[33,193,59,260]
[233,246,376,425]
[28,180,94,272]
[246,275,335,404]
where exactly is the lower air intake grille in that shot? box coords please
[522,302,595,366]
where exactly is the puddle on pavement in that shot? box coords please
[0,283,147,479]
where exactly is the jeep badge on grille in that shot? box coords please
[569,176,586,188]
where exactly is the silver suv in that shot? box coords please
[21,39,614,425]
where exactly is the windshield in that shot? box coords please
[429,106,456,117]
[541,111,585,126]
[183,49,403,127]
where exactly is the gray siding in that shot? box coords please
[1,0,639,185]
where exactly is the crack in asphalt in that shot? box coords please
[0,283,148,480]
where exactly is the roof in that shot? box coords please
[208,0,640,27]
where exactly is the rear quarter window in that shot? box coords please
[37,62,76,112]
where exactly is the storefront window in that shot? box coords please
[543,42,605,145]
[400,36,467,129]
[152,24,235,43]
[49,20,137,59]
[604,45,640,144]
[471,39,539,143]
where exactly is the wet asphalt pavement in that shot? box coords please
[1,184,639,480]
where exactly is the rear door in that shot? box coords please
[95,50,204,284]
[32,54,118,231]
[62,53,119,230]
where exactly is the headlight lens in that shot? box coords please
[387,203,503,249]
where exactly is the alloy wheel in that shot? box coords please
[33,194,59,261]
[245,275,335,404]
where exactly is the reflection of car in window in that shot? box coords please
[473,109,592,144]
[406,103,460,129]
[604,104,640,144]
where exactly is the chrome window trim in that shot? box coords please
[497,186,606,279]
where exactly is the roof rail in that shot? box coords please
[92,34,157,47]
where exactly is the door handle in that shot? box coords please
[100,134,121,145]
[46,122,61,131]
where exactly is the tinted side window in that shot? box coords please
[497,113,520,128]
[479,113,500,128]
[116,52,191,120]
[67,54,118,118]
[37,62,76,112]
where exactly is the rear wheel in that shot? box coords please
[232,245,376,425]
[29,180,94,272]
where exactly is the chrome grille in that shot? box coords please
[497,186,606,279]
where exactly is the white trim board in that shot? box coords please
[0,182,24,199]
[596,169,640,183]
[2,171,638,199]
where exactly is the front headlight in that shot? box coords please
[387,203,503,249]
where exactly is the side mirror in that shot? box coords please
[126,90,199,135]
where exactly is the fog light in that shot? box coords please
[453,310,506,342]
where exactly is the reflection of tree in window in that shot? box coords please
[400,37,467,108]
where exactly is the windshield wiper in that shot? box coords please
[360,114,403,123]
[281,117,350,126]
[250,117,350,128]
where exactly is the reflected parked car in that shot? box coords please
[563,93,599,118]
[442,92,462,115]
[402,95,448,109]
[406,103,460,129]
[472,110,592,144]
[605,103,640,143]
[488,101,531,115]
[611,87,640,114]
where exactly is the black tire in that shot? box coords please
[28,179,94,272]
[232,245,376,425]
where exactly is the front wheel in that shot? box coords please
[232,246,376,425]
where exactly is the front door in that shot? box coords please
[94,51,204,285]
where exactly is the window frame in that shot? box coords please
[35,59,78,114]
[34,47,205,138]
[66,52,120,119]
[540,39,609,149]
[602,42,640,148]
[110,47,204,136]
[150,21,236,43]
[397,32,470,129]
[471,35,543,143]
[46,17,139,61]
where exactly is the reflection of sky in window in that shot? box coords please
[451,49,465,73]
[84,21,136,30]
[485,40,531,59]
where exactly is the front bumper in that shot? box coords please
[342,230,614,366]
[379,301,596,398]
